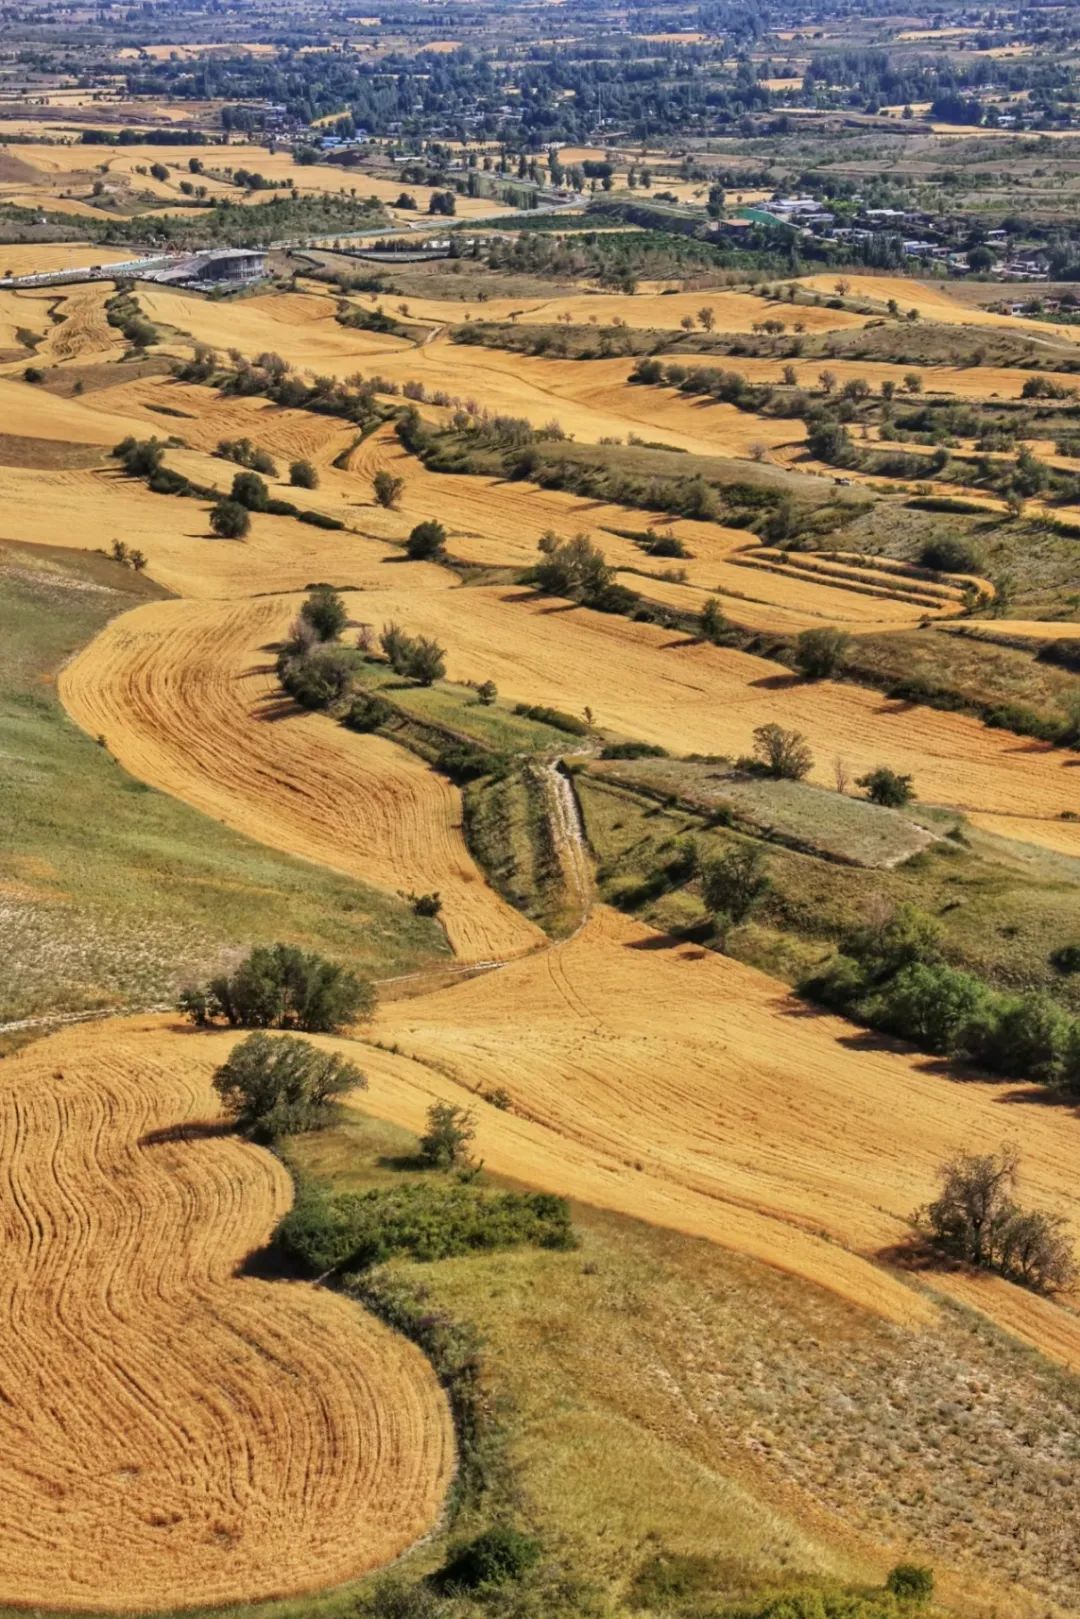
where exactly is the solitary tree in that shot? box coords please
[857,766,914,807]
[420,1101,477,1169]
[373,469,404,508]
[406,519,447,560]
[289,459,319,489]
[752,723,813,780]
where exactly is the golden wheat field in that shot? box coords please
[0,1019,453,1609]
[60,596,543,962]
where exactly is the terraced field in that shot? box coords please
[0,1019,453,1609]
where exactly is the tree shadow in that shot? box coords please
[748,671,802,691]
[140,1118,234,1148]
[623,919,713,952]
[376,1152,429,1172]
[250,695,300,723]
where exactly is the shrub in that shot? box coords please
[1050,942,1080,974]
[476,679,497,705]
[885,1565,934,1603]
[599,741,668,759]
[700,596,727,643]
[181,942,374,1032]
[279,1180,574,1273]
[513,702,589,736]
[289,458,319,489]
[794,627,849,680]
[23,365,43,383]
[867,962,992,1053]
[380,622,446,685]
[213,1031,366,1140]
[210,498,250,539]
[752,723,813,781]
[441,1526,542,1591]
[919,535,981,574]
[231,470,269,511]
[857,766,914,807]
[406,519,447,560]
[436,741,499,784]
[420,1101,476,1170]
[346,692,393,731]
[300,585,348,642]
[373,469,404,508]
[281,644,356,708]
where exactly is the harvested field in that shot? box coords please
[313,904,1080,1362]
[0,1018,452,1609]
[797,273,1080,343]
[60,595,543,962]
[206,580,1077,855]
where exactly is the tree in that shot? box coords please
[916,1145,1076,1293]
[195,942,374,1033]
[420,1101,476,1169]
[968,245,994,273]
[231,470,269,511]
[402,635,446,685]
[904,371,923,393]
[406,519,447,560]
[290,459,319,489]
[373,469,404,508]
[210,498,250,539]
[857,766,914,807]
[534,532,612,601]
[212,1032,366,1141]
[701,845,769,928]
[818,368,837,394]
[697,306,715,332]
[114,435,164,478]
[477,679,497,705]
[300,585,348,642]
[699,596,727,643]
[129,549,147,572]
[794,627,849,679]
[752,723,813,781]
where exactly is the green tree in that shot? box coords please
[114,436,164,477]
[210,498,251,539]
[403,635,446,685]
[406,519,447,560]
[701,844,769,927]
[300,585,348,642]
[185,942,374,1032]
[212,1032,366,1140]
[420,1101,476,1169]
[231,470,269,511]
[289,458,319,489]
[886,1565,934,1604]
[857,766,914,807]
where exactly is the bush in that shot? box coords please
[794,627,849,680]
[181,942,374,1032]
[420,1101,476,1170]
[599,741,668,759]
[210,498,250,539]
[1050,942,1080,974]
[380,622,446,685]
[289,458,319,489]
[885,1566,934,1604]
[406,519,447,560]
[213,1031,366,1140]
[513,702,589,736]
[346,692,393,731]
[919,536,981,574]
[436,741,499,784]
[279,1180,574,1273]
[866,962,992,1053]
[231,470,270,511]
[281,644,357,708]
[441,1526,542,1591]
[700,596,727,643]
[300,584,347,642]
[857,766,914,807]
[752,723,813,781]
[23,365,43,383]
